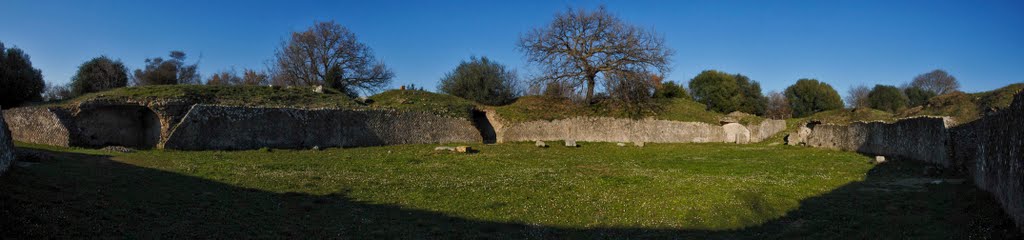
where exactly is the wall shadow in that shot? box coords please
[0,148,1018,239]
[472,110,497,144]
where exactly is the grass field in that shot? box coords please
[0,142,1018,239]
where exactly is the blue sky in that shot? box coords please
[2,0,1023,96]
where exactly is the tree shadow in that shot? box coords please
[0,148,1018,239]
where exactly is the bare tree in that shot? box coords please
[911,69,959,95]
[274,21,394,97]
[765,91,792,119]
[241,69,270,86]
[206,69,242,86]
[518,6,673,103]
[845,85,870,108]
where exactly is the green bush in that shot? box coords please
[904,86,937,107]
[438,57,519,105]
[0,42,45,107]
[867,85,908,112]
[784,79,843,117]
[654,81,690,100]
[688,70,766,114]
[71,56,129,97]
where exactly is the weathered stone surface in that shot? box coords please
[785,126,812,146]
[3,106,74,147]
[455,146,471,153]
[493,115,730,144]
[874,156,886,164]
[722,123,751,144]
[534,140,547,148]
[748,119,787,142]
[490,114,787,144]
[0,106,15,176]
[616,142,626,147]
[434,146,455,151]
[163,105,482,150]
[564,139,577,147]
[949,90,1024,232]
[804,117,953,167]
[633,141,645,147]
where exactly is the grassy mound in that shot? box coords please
[898,83,1024,123]
[493,97,762,125]
[807,108,896,124]
[58,85,363,108]
[368,89,478,119]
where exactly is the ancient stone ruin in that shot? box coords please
[787,90,1024,231]
[4,101,787,151]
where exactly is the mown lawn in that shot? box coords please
[0,142,1018,239]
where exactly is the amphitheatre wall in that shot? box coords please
[793,91,1024,231]
[162,105,483,150]
[487,111,786,144]
[0,106,15,176]
[803,117,954,167]
[3,106,74,147]
[948,92,1024,231]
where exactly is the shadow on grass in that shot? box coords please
[0,148,1019,239]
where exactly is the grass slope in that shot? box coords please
[1,143,1016,238]
[55,85,362,108]
[493,97,761,125]
[368,89,478,119]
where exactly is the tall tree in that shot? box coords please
[784,79,843,117]
[132,51,201,86]
[70,56,128,96]
[517,6,673,103]
[0,42,46,107]
[911,69,959,95]
[734,74,767,115]
[274,21,394,97]
[845,85,870,108]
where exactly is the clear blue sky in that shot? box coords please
[3,0,1023,96]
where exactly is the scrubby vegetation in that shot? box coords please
[437,57,519,106]
[2,143,1017,238]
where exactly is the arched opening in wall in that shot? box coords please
[471,110,497,144]
[76,105,161,149]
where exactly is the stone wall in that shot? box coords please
[489,113,785,144]
[804,117,953,166]
[949,92,1024,231]
[748,120,787,142]
[163,105,482,150]
[0,106,15,176]
[2,107,74,147]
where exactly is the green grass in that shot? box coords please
[1,142,1016,238]
[493,97,760,125]
[49,85,363,108]
[805,108,896,125]
[368,89,478,119]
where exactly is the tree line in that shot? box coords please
[2,6,961,120]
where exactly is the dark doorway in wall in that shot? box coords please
[471,110,497,144]
[76,106,161,149]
